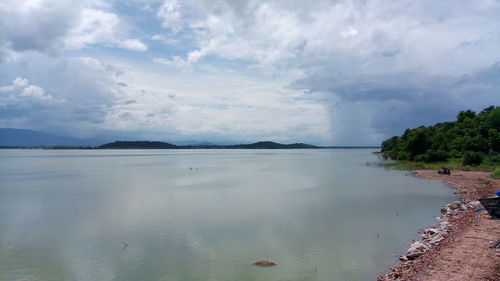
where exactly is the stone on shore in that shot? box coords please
[405,241,430,260]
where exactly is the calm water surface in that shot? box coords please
[0,149,456,281]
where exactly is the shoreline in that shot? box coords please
[378,170,500,281]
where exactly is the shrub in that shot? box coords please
[396,151,410,160]
[414,154,425,162]
[491,168,500,179]
[489,129,500,152]
[424,149,449,163]
[462,151,484,166]
[485,152,500,164]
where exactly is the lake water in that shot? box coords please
[0,149,456,281]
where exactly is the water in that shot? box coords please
[0,149,456,281]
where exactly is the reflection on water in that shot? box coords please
[0,149,456,281]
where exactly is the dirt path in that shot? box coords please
[379,170,500,281]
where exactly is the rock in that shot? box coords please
[408,241,430,251]
[448,201,460,210]
[406,250,424,260]
[467,201,480,208]
[399,255,409,261]
[439,221,449,231]
[441,207,450,215]
[406,241,430,260]
[253,259,277,267]
[428,233,444,245]
[421,228,444,241]
[423,228,440,235]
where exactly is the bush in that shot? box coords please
[424,149,449,163]
[414,154,425,162]
[489,129,500,152]
[396,151,410,160]
[491,168,500,179]
[462,151,484,166]
[485,152,500,164]
[462,136,489,153]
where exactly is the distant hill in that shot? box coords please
[230,141,318,149]
[0,128,378,149]
[99,141,177,149]
[98,140,320,149]
[0,128,102,147]
[171,140,220,146]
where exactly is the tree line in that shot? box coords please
[381,106,500,165]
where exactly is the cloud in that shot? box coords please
[0,77,58,106]
[152,56,190,68]
[66,8,148,52]
[0,55,123,137]
[100,65,332,143]
[0,51,332,144]
[152,0,500,143]
[1,0,500,145]
[156,0,183,34]
[160,0,500,74]
[118,39,148,52]
[151,34,179,45]
[0,0,80,56]
[0,0,148,59]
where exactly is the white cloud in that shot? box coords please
[154,0,500,77]
[340,27,358,38]
[151,34,178,45]
[119,39,148,52]
[152,56,190,68]
[99,63,332,143]
[66,8,148,52]
[20,85,51,101]
[0,77,57,106]
[66,8,120,49]
[157,0,183,34]
[12,77,29,88]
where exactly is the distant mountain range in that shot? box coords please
[0,128,223,147]
[98,140,319,149]
[0,128,103,147]
[0,128,380,149]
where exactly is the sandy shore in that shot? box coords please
[378,170,500,281]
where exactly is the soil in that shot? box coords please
[378,170,500,281]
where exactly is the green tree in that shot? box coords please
[381,106,500,165]
[463,151,484,166]
[405,129,429,158]
[457,110,476,122]
[488,107,500,129]
[489,129,500,152]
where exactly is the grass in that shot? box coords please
[380,157,498,172]
[490,168,500,179]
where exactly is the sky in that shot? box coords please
[0,0,499,145]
